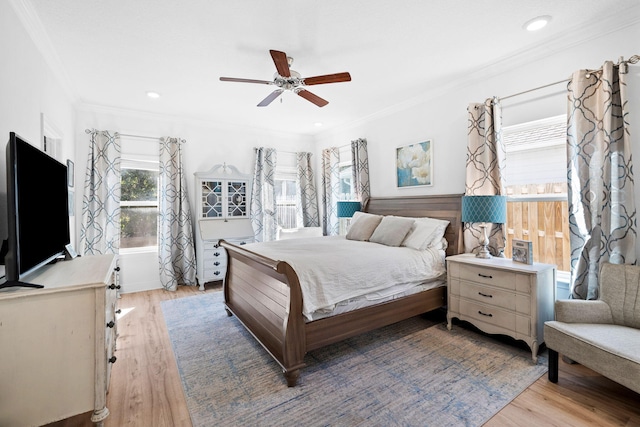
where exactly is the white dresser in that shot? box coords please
[446,254,556,362]
[0,254,119,426]
[194,164,254,289]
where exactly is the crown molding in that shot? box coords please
[10,0,78,103]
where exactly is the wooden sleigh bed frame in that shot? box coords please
[220,194,464,386]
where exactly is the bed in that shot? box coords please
[220,194,463,386]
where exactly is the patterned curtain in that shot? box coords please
[80,130,121,255]
[251,147,277,242]
[464,98,507,256]
[567,59,637,300]
[158,137,197,291]
[351,138,371,203]
[296,152,320,227]
[321,147,340,236]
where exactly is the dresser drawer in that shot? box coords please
[457,263,517,290]
[205,247,227,260]
[460,300,516,330]
[460,282,516,311]
[208,257,226,269]
[204,266,226,281]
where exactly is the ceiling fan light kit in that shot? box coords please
[220,49,351,107]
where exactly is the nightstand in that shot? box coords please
[446,253,556,363]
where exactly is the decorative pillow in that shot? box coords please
[346,211,383,241]
[369,216,415,247]
[401,217,450,250]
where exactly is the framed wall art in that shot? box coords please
[396,140,433,188]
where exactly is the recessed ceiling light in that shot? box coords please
[314,122,323,127]
[146,91,161,99]
[524,15,551,31]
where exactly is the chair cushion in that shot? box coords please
[544,321,640,394]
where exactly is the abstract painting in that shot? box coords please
[396,140,433,187]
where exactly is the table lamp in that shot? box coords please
[461,195,507,258]
[337,201,361,235]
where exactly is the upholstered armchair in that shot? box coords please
[544,262,640,394]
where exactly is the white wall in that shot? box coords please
[75,107,315,292]
[0,1,76,243]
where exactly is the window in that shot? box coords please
[339,163,353,200]
[338,145,354,200]
[503,115,569,273]
[275,166,298,229]
[120,159,159,250]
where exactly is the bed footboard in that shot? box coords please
[220,240,306,386]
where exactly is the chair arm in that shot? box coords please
[554,299,613,323]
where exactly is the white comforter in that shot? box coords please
[244,236,446,320]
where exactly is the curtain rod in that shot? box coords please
[499,78,569,101]
[117,132,160,141]
[255,148,315,155]
[499,54,639,102]
[118,132,187,143]
[84,129,185,143]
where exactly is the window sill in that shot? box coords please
[119,246,158,255]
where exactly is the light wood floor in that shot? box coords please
[49,284,640,427]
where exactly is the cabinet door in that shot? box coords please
[227,180,248,217]
[201,180,223,218]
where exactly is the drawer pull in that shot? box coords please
[214,261,220,266]
[478,273,493,279]
[478,310,493,317]
[478,292,493,298]
[214,252,220,257]
[114,266,121,272]
[115,309,122,314]
[214,271,221,276]
[107,321,115,328]
[108,356,117,364]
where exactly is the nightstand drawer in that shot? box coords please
[460,282,517,311]
[460,300,516,330]
[458,263,517,290]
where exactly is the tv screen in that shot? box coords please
[3,132,70,287]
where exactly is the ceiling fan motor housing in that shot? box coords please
[273,70,303,90]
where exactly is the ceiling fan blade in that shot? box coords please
[220,77,273,85]
[257,90,284,107]
[303,72,352,86]
[270,50,291,77]
[297,89,328,107]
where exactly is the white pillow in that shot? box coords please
[346,211,383,241]
[430,237,449,251]
[369,216,415,247]
[401,217,450,250]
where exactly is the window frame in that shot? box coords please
[119,157,160,254]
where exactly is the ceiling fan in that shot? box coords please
[219,49,351,107]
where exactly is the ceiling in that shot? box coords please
[22,0,640,136]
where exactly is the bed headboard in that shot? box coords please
[363,194,464,257]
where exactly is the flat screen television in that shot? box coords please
[1,132,70,289]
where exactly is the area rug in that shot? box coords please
[161,292,547,427]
